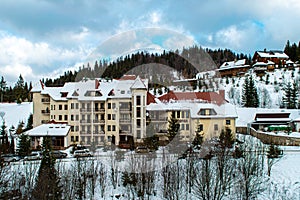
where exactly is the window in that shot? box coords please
[75,126,79,132]
[185,111,189,118]
[71,136,74,142]
[76,103,79,109]
[59,115,62,120]
[75,136,79,142]
[177,111,180,118]
[112,103,116,109]
[209,109,217,115]
[71,103,74,109]
[214,124,218,131]
[121,90,125,94]
[64,115,68,121]
[197,124,203,132]
[136,96,141,105]
[199,109,206,115]
[100,103,105,109]
[51,105,53,110]
[71,115,74,121]
[226,120,231,125]
[186,124,189,131]
[64,104,68,110]
[81,103,85,109]
[112,114,116,120]
[137,130,141,139]
[136,107,141,118]
[59,105,62,110]
[137,119,141,127]
[76,115,79,121]
[112,125,116,131]
[107,125,111,131]
[71,126,74,132]
[108,114,111,120]
[181,124,185,130]
[108,103,111,109]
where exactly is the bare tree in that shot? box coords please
[235,135,268,200]
[98,161,107,199]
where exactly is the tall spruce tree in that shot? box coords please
[242,76,259,107]
[167,112,180,142]
[32,137,62,200]
[282,82,298,109]
[17,133,31,157]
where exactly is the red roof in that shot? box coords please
[118,75,136,80]
[158,91,226,105]
[147,92,156,105]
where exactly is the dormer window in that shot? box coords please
[198,108,217,116]
[72,91,79,96]
[84,91,92,96]
[95,91,102,96]
[108,89,115,96]
[61,92,68,97]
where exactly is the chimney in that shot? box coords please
[219,90,225,99]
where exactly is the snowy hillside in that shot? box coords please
[0,102,33,129]
[222,68,300,108]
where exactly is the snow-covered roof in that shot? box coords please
[256,51,289,58]
[26,123,70,137]
[130,76,147,89]
[31,77,148,101]
[253,62,268,67]
[286,60,294,64]
[219,59,249,71]
[255,118,291,122]
[236,108,300,127]
[147,101,237,119]
[267,60,275,65]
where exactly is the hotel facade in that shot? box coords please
[30,75,237,149]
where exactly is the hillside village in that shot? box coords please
[0,46,300,199]
[1,47,300,150]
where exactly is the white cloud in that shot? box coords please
[0,31,89,83]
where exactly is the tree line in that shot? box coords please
[44,46,250,87]
[284,40,300,62]
[0,75,32,103]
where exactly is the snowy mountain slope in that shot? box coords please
[0,102,33,129]
[222,68,300,108]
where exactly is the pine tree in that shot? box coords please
[242,76,259,107]
[291,82,298,109]
[167,113,180,142]
[0,121,9,154]
[219,128,234,148]
[282,82,298,109]
[17,133,31,157]
[32,137,62,200]
[0,76,6,103]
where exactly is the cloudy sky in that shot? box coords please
[1,0,300,84]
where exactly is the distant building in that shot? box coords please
[251,112,291,131]
[218,59,250,77]
[252,50,289,66]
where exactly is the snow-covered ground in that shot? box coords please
[0,102,32,128]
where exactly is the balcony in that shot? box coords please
[41,109,50,115]
[41,120,49,124]
[80,108,92,112]
[94,108,105,113]
[41,98,50,103]
[93,119,105,124]
[80,119,92,124]
[119,119,131,124]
